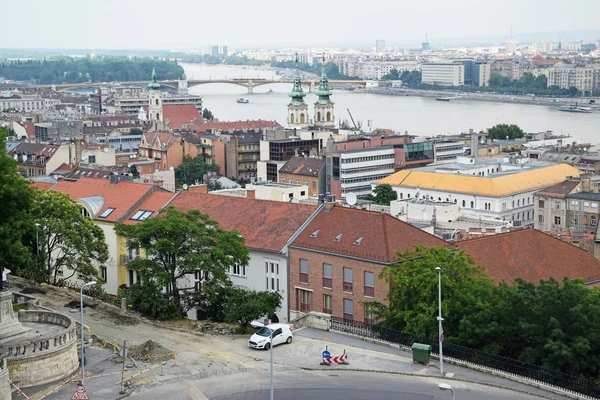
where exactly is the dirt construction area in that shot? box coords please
[12,282,572,400]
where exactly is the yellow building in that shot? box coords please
[375,162,580,227]
[34,177,177,294]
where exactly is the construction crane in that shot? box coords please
[346,109,357,129]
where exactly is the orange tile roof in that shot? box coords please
[535,180,580,197]
[291,205,448,263]
[32,181,56,191]
[48,177,159,222]
[457,229,600,284]
[122,191,179,224]
[192,119,281,133]
[162,104,203,129]
[169,192,317,252]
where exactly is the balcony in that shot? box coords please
[120,254,140,266]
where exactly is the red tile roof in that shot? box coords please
[162,104,203,129]
[191,119,280,133]
[457,229,600,284]
[141,131,179,149]
[169,192,317,252]
[291,205,448,263]
[48,177,161,222]
[32,181,56,191]
[122,191,178,224]
[535,180,580,197]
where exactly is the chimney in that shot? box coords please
[109,173,119,185]
[188,184,208,193]
[246,189,256,199]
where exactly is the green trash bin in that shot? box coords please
[411,343,432,364]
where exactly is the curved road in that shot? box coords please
[131,370,551,400]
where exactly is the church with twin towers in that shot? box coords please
[287,55,335,129]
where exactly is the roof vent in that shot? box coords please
[334,233,343,242]
[353,237,363,245]
[309,229,320,238]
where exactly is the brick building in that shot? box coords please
[288,204,447,322]
[278,156,326,198]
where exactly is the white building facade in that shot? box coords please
[421,63,465,86]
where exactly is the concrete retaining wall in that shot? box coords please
[0,358,10,400]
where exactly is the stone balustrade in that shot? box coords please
[11,292,40,306]
[3,310,79,388]
[0,357,9,400]
[3,311,76,359]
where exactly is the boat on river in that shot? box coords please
[558,103,592,113]
[237,97,249,104]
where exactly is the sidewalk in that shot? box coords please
[291,327,571,400]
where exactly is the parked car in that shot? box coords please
[248,323,293,350]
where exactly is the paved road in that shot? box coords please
[130,370,546,400]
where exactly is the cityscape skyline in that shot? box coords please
[4,0,600,49]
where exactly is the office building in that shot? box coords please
[211,45,219,57]
[375,160,580,227]
[505,39,518,54]
[375,40,385,53]
[473,62,491,87]
[421,63,465,86]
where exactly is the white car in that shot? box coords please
[248,323,293,350]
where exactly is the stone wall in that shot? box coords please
[291,311,331,331]
[0,358,10,400]
[4,310,79,388]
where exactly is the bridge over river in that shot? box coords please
[38,78,373,94]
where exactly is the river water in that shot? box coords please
[182,63,600,144]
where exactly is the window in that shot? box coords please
[299,289,311,312]
[517,199,520,207]
[296,179,300,185]
[555,202,560,210]
[231,264,246,277]
[364,303,375,325]
[592,216,597,226]
[323,294,332,314]
[364,271,375,297]
[100,267,107,281]
[299,259,309,283]
[300,191,306,196]
[539,215,543,223]
[130,210,153,221]
[323,263,332,288]
[88,155,96,164]
[538,200,545,208]
[289,179,293,184]
[593,203,598,209]
[470,201,474,208]
[343,299,353,320]
[312,181,316,189]
[585,202,590,207]
[99,207,115,218]
[128,269,136,286]
[554,216,562,225]
[332,157,340,179]
[572,200,579,206]
[462,200,465,207]
[343,268,353,292]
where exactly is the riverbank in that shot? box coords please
[358,87,600,110]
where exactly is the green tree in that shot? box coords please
[115,207,249,307]
[487,123,525,140]
[381,68,400,80]
[175,155,220,187]
[224,287,282,328]
[202,108,214,120]
[32,190,109,284]
[371,184,398,206]
[128,127,143,135]
[124,280,183,320]
[372,246,493,338]
[0,128,35,289]
[128,165,140,178]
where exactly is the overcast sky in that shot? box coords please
[3,0,600,49]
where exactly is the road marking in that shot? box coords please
[185,380,209,400]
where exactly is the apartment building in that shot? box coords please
[547,64,599,94]
[338,60,420,80]
[421,63,465,86]
[257,137,322,183]
[534,180,581,232]
[278,156,326,198]
[114,93,203,115]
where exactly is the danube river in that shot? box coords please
[182,63,600,144]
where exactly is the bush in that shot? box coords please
[127,281,183,320]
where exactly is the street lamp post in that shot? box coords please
[80,281,97,386]
[266,326,274,400]
[438,383,455,400]
[35,223,40,257]
[435,267,444,376]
